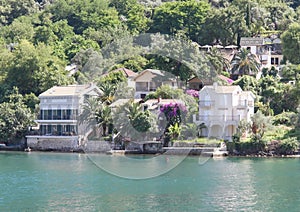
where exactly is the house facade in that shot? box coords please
[193,83,255,140]
[134,69,178,99]
[240,37,283,70]
[26,84,102,150]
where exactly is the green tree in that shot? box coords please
[48,0,120,34]
[231,48,260,78]
[0,88,34,143]
[251,110,273,140]
[110,0,150,33]
[258,75,299,114]
[97,104,113,136]
[3,40,73,96]
[80,97,112,136]
[0,16,34,43]
[206,47,230,74]
[282,23,300,64]
[0,0,38,25]
[83,25,131,48]
[232,75,259,95]
[200,4,249,45]
[150,0,210,42]
[281,62,300,81]
[98,82,116,105]
[112,100,155,141]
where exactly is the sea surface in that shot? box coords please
[0,151,300,211]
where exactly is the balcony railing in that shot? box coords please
[199,100,215,107]
[27,130,78,136]
[195,115,240,123]
[238,100,254,107]
[37,115,78,120]
[136,86,158,92]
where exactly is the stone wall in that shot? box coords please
[84,140,111,153]
[26,137,79,151]
[27,137,112,153]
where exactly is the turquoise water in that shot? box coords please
[0,152,300,211]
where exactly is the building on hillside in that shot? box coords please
[193,83,255,140]
[134,69,179,99]
[240,37,283,70]
[187,75,234,91]
[26,84,102,150]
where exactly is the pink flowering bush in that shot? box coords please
[160,102,187,125]
[186,89,199,98]
[160,102,187,146]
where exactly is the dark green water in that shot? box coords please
[0,152,300,211]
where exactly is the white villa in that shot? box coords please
[193,83,255,140]
[26,84,102,150]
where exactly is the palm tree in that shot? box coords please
[206,47,230,74]
[99,82,116,105]
[79,97,101,127]
[124,101,142,121]
[96,104,112,136]
[231,48,260,78]
[112,100,157,141]
[80,97,112,136]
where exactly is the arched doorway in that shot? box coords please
[224,125,237,140]
[209,125,223,139]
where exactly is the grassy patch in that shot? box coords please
[173,137,222,145]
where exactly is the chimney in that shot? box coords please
[213,82,218,90]
[157,96,161,103]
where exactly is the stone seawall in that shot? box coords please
[26,136,112,152]
[84,140,111,153]
[27,136,80,151]
[163,147,216,155]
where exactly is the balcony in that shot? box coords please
[199,100,215,108]
[238,100,254,107]
[135,82,162,92]
[38,115,78,120]
[194,115,240,125]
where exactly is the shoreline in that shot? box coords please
[1,149,300,158]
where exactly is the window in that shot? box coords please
[47,125,52,135]
[47,110,52,120]
[271,57,279,65]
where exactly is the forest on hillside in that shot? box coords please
[1,0,300,95]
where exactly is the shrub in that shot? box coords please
[180,123,198,139]
[186,89,199,98]
[276,137,299,155]
[272,111,298,126]
[232,135,267,155]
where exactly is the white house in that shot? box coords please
[26,84,102,150]
[134,69,178,99]
[193,83,255,140]
[240,37,283,70]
